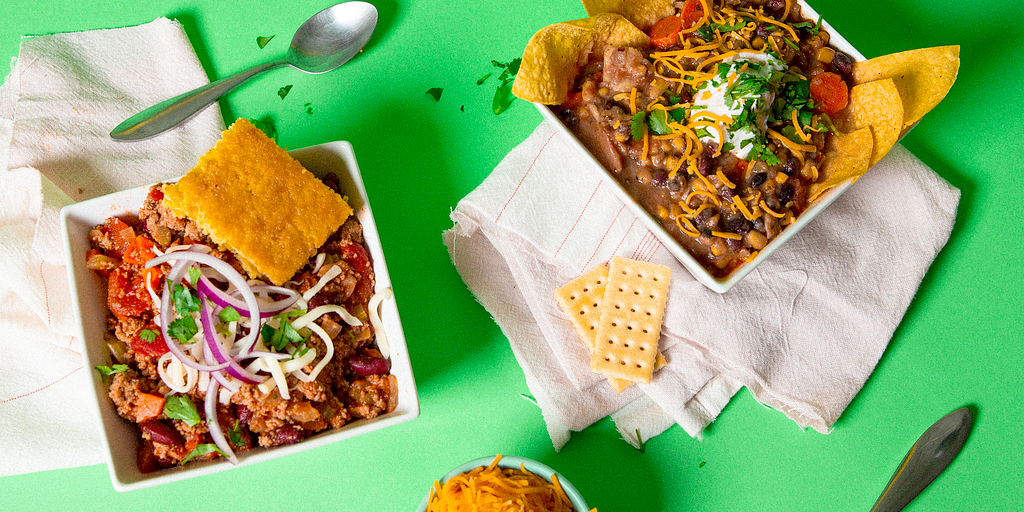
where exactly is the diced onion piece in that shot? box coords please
[367,287,394,360]
[301,264,342,302]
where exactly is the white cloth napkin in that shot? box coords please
[443,120,959,449]
[0,18,224,477]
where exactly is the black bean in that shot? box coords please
[559,109,578,127]
[778,184,794,204]
[783,159,798,176]
[652,171,667,186]
[720,187,735,200]
[765,0,785,13]
[751,172,767,188]
[832,51,853,77]
[724,216,752,235]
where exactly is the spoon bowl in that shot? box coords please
[111,1,377,140]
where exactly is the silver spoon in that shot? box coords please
[870,407,973,512]
[111,1,378,140]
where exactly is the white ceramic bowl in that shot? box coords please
[416,456,589,511]
[61,141,419,491]
[536,0,867,293]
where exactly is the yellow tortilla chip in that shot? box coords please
[809,127,873,202]
[580,0,675,30]
[512,14,650,105]
[844,78,903,166]
[851,46,960,129]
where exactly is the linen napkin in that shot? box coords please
[0,18,224,477]
[443,120,959,449]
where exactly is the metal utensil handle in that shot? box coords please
[110,60,285,141]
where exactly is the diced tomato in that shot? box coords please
[649,15,683,50]
[108,264,152,319]
[122,235,159,265]
[103,217,136,258]
[560,91,583,110]
[337,242,373,305]
[147,187,164,202]
[680,0,705,28]
[809,72,849,116]
[131,322,169,358]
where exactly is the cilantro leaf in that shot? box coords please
[218,306,241,324]
[426,87,443,101]
[648,109,672,136]
[227,420,245,446]
[173,284,201,315]
[631,111,647,141]
[186,267,201,287]
[256,35,274,49]
[95,364,129,383]
[492,80,515,115]
[250,117,277,141]
[181,443,226,465]
[138,329,157,343]
[163,395,201,426]
[168,316,199,344]
[278,85,293,100]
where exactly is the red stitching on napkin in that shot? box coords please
[632,231,661,262]
[580,204,626,274]
[495,130,558,223]
[555,182,602,258]
[606,218,638,265]
[0,366,83,404]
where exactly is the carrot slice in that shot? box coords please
[649,15,683,50]
[135,392,166,422]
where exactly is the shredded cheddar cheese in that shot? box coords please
[426,456,586,512]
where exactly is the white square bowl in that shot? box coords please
[61,140,419,491]
[536,0,867,293]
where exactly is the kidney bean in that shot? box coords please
[235,404,253,425]
[751,172,767,188]
[651,171,667,186]
[765,0,785,13]
[349,355,391,377]
[832,51,853,77]
[725,216,753,235]
[140,420,185,446]
[696,155,711,176]
[270,425,304,446]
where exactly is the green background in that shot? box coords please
[2,0,1022,510]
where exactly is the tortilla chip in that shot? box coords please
[512,14,650,105]
[580,0,675,30]
[843,78,903,166]
[851,46,960,129]
[808,127,873,202]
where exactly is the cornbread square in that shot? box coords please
[162,118,352,285]
[555,262,668,392]
[589,257,670,384]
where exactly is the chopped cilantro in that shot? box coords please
[163,395,201,426]
[304,102,313,115]
[218,306,241,324]
[186,267,201,287]
[181,443,226,465]
[168,316,199,344]
[256,35,274,49]
[699,461,707,468]
[781,36,801,52]
[490,58,521,115]
[261,321,306,351]
[791,16,823,35]
[693,126,713,139]
[426,87,443,101]
[278,85,293,100]
[631,111,647,141]
[648,109,672,136]
[138,329,157,343]
[227,420,245,446]
[172,284,200,315]
[697,19,748,40]
[95,364,128,383]
[250,117,277,141]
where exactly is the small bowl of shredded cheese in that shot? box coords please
[418,454,592,512]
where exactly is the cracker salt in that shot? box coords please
[589,256,670,384]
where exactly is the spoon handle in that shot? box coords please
[870,407,972,512]
[110,60,286,140]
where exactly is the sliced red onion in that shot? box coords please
[158,281,230,373]
[147,250,261,355]
[198,275,298,319]
[197,290,264,385]
[204,379,237,465]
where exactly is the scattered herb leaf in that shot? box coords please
[186,267,201,287]
[168,316,199,344]
[492,80,515,115]
[631,111,647,141]
[636,428,647,453]
[256,35,274,49]
[426,87,443,101]
[304,102,313,115]
[163,395,202,426]
[476,72,492,85]
[95,364,128,383]
[181,443,226,465]
[138,329,157,343]
[218,306,241,324]
[250,117,277,141]
[278,85,293,100]
[699,461,707,468]
[648,109,672,136]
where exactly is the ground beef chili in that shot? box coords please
[555,0,853,277]
[88,182,397,472]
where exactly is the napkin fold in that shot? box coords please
[0,18,224,477]
[443,120,959,449]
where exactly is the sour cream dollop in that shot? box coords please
[692,52,785,159]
